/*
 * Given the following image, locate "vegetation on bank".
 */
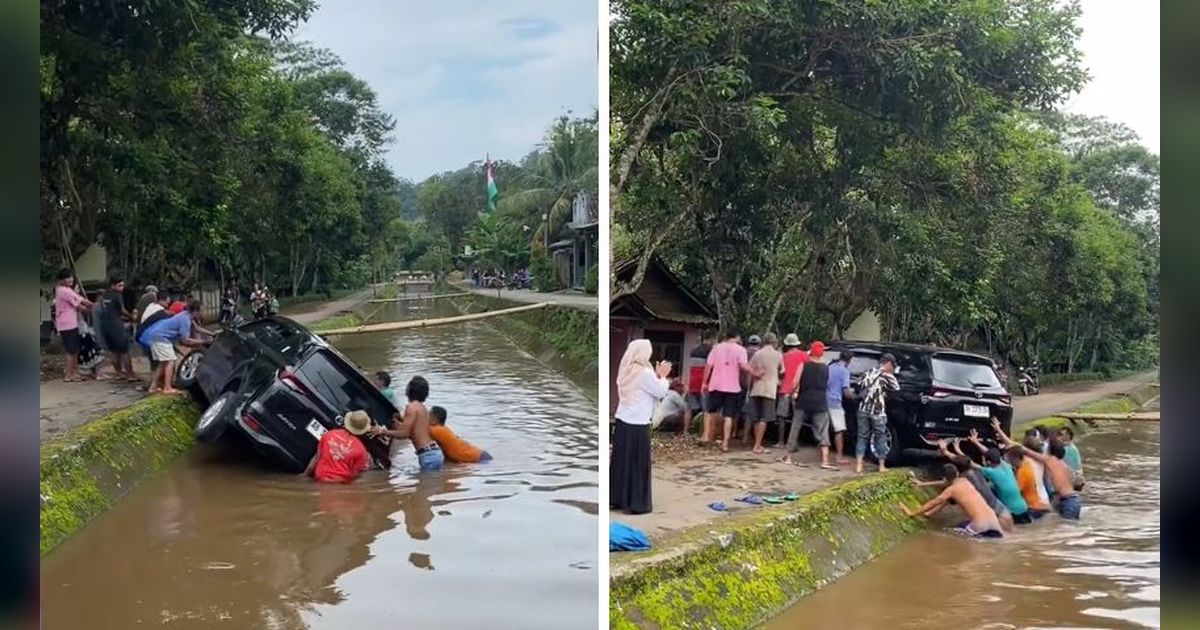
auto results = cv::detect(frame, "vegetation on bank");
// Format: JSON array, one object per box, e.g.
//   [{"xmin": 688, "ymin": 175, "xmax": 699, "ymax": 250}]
[
  {"xmin": 611, "ymin": 473, "xmax": 931, "ymax": 630},
  {"xmin": 611, "ymin": 0, "xmax": 1159, "ymax": 379},
  {"xmin": 40, "ymin": 396, "xmax": 199, "ymax": 556}
]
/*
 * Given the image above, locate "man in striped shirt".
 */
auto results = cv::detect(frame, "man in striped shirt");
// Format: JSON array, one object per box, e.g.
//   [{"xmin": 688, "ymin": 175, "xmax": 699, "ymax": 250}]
[{"xmin": 856, "ymin": 353, "xmax": 900, "ymax": 473}]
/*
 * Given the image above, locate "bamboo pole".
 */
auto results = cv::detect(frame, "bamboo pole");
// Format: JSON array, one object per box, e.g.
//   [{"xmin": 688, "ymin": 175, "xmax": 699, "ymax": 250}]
[
  {"xmin": 1052, "ymin": 412, "xmax": 1159, "ymax": 422},
  {"xmin": 316, "ymin": 302, "xmax": 552, "ymax": 336},
  {"xmin": 365, "ymin": 292, "xmax": 472, "ymax": 304}
]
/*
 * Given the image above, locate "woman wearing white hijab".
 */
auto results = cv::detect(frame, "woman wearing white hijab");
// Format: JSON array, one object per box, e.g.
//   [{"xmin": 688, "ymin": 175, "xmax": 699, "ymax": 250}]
[{"xmin": 611, "ymin": 339, "xmax": 672, "ymax": 514}]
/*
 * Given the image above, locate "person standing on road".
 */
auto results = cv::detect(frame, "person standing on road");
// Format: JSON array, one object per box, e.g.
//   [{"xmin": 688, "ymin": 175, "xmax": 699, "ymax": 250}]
[
  {"xmin": 701, "ymin": 332, "xmax": 762, "ymax": 452},
  {"xmin": 782, "ymin": 341, "xmax": 833, "ymax": 469},
  {"xmin": 826, "ymin": 349, "xmax": 854, "ymax": 465},
  {"xmin": 776, "ymin": 334, "xmax": 808, "ymax": 447},
  {"xmin": 682, "ymin": 333, "xmax": 714, "ymax": 438},
  {"xmin": 855, "ymin": 353, "xmax": 900, "ymax": 473},
  {"xmin": 739, "ymin": 335, "xmax": 762, "ymax": 444},
  {"xmin": 54, "ymin": 268, "xmax": 94, "ymax": 383},
  {"xmin": 610, "ymin": 339, "xmax": 672, "ymax": 514},
  {"xmin": 96, "ymin": 276, "xmax": 137, "ymax": 383},
  {"xmin": 747, "ymin": 332, "xmax": 783, "ymax": 454}
]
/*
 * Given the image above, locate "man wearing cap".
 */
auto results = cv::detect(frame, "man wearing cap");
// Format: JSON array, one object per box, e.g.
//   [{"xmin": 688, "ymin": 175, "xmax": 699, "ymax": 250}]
[
  {"xmin": 747, "ymin": 332, "xmax": 783, "ymax": 453},
  {"xmin": 303, "ymin": 410, "xmax": 373, "ymax": 483},
  {"xmin": 776, "ymin": 334, "xmax": 808, "ymax": 447},
  {"xmin": 738, "ymin": 335, "xmax": 763, "ymax": 444},
  {"xmin": 783, "ymin": 341, "xmax": 834, "ymax": 469}
]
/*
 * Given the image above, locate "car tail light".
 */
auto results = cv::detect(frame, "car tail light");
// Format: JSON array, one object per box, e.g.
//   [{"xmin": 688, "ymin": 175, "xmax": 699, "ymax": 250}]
[
  {"xmin": 279, "ymin": 366, "xmax": 315, "ymax": 397},
  {"xmin": 242, "ymin": 413, "xmax": 263, "ymax": 433}
]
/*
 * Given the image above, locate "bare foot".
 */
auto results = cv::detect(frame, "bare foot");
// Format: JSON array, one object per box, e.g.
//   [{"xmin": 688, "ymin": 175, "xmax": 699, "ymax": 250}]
[
  {"xmin": 752, "ymin": 446, "xmax": 765, "ymax": 454},
  {"xmin": 160, "ymin": 388, "xmax": 185, "ymax": 396},
  {"xmin": 878, "ymin": 464, "xmax": 888, "ymax": 473},
  {"xmin": 719, "ymin": 442, "xmax": 729, "ymax": 453},
  {"xmin": 855, "ymin": 464, "xmax": 864, "ymax": 474}
]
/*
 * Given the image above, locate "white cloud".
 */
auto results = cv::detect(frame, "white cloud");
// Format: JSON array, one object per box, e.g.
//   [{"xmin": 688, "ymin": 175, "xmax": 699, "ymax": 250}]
[{"xmin": 294, "ymin": 0, "xmax": 598, "ymax": 180}]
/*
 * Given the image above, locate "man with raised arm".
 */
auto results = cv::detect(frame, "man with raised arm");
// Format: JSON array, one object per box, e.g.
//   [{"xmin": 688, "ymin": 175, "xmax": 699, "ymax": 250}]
[{"xmin": 991, "ymin": 418, "xmax": 1081, "ymax": 520}]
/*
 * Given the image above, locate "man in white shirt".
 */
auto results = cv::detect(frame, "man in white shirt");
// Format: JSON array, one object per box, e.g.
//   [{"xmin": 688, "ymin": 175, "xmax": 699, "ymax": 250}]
[{"xmin": 652, "ymin": 379, "xmax": 690, "ymax": 432}]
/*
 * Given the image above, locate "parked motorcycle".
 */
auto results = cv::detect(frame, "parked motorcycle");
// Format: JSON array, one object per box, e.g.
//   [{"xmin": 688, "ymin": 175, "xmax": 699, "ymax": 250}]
[{"xmin": 1017, "ymin": 363, "xmax": 1040, "ymax": 396}]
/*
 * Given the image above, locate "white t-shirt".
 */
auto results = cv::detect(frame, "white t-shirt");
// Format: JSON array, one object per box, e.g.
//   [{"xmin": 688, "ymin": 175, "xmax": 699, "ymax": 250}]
[
  {"xmin": 615, "ymin": 368, "xmax": 670, "ymax": 426},
  {"xmin": 140, "ymin": 302, "xmax": 165, "ymax": 323}
]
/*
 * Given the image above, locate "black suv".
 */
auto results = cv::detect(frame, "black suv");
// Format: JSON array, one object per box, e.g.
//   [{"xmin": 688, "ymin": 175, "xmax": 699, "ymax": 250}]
[
  {"xmin": 175, "ymin": 317, "xmax": 393, "ymax": 472},
  {"xmin": 823, "ymin": 341, "xmax": 1013, "ymax": 465}
]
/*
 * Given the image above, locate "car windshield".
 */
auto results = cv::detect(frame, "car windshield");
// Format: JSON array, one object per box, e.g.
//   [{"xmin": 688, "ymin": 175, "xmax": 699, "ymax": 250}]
[{"xmin": 932, "ymin": 356, "xmax": 1002, "ymax": 389}]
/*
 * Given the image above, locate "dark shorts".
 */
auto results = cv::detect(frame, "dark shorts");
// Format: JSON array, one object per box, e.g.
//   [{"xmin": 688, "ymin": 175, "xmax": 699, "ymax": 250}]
[
  {"xmin": 101, "ymin": 323, "xmax": 129, "ymax": 353},
  {"xmin": 60, "ymin": 328, "xmax": 81, "ymax": 355},
  {"xmin": 956, "ymin": 520, "xmax": 1004, "ymax": 538},
  {"xmin": 747, "ymin": 396, "xmax": 777, "ymax": 423},
  {"xmin": 1012, "ymin": 511, "xmax": 1033, "ymax": 525},
  {"xmin": 705, "ymin": 390, "xmax": 742, "ymax": 418},
  {"xmin": 1030, "ymin": 508, "xmax": 1049, "ymax": 520}
]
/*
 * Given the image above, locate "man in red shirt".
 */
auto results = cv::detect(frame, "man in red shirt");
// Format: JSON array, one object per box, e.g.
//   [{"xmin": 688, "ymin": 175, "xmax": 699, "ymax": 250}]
[
  {"xmin": 303, "ymin": 410, "xmax": 372, "ymax": 483},
  {"xmin": 682, "ymin": 333, "xmax": 715, "ymax": 438},
  {"xmin": 775, "ymin": 333, "xmax": 808, "ymax": 447}
]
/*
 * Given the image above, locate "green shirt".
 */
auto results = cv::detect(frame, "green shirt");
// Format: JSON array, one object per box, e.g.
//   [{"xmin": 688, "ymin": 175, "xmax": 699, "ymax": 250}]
[
  {"xmin": 980, "ymin": 461, "xmax": 1028, "ymax": 515},
  {"xmin": 381, "ymin": 387, "xmax": 397, "ymax": 407},
  {"xmin": 1063, "ymin": 443, "xmax": 1082, "ymax": 472}
]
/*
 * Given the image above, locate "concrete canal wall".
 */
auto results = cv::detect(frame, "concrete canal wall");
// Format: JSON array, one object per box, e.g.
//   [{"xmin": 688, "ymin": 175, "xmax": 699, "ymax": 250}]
[
  {"xmin": 610, "ymin": 473, "xmax": 932, "ymax": 630},
  {"xmin": 40, "ymin": 396, "xmax": 199, "ymax": 556},
  {"xmin": 448, "ymin": 293, "xmax": 599, "ymax": 399}
]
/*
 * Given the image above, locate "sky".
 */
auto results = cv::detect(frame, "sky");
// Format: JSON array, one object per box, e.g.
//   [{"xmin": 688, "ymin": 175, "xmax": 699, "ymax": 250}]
[
  {"xmin": 294, "ymin": 1, "xmax": 598, "ymax": 182},
  {"xmin": 1062, "ymin": 0, "xmax": 1159, "ymax": 153}
]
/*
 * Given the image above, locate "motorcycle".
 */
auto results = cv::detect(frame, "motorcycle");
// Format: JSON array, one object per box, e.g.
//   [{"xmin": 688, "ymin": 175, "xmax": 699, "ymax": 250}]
[{"xmin": 1017, "ymin": 364, "xmax": 1040, "ymax": 396}]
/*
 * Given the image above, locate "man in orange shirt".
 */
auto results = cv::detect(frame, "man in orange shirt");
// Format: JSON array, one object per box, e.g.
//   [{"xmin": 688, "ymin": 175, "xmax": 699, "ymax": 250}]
[
  {"xmin": 1005, "ymin": 446, "xmax": 1050, "ymax": 519},
  {"xmin": 429, "ymin": 406, "xmax": 493, "ymax": 463}
]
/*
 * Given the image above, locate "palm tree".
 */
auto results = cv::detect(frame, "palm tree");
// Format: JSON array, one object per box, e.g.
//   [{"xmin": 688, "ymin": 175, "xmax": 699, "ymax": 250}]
[{"xmin": 498, "ymin": 114, "xmax": 598, "ymax": 244}]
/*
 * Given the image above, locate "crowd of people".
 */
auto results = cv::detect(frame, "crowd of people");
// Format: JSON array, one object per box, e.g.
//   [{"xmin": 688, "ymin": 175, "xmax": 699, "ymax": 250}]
[
  {"xmin": 51, "ymin": 269, "xmax": 209, "ymax": 393},
  {"xmin": 302, "ymin": 372, "xmax": 493, "ymax": 484},
  {"xmin": 611, "ymin": 330, "xmax": 1088, "ymax": 528}
]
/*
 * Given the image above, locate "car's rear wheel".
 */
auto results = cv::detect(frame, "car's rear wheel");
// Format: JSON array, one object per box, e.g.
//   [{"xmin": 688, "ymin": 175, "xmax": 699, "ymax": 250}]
[
  {"xmin": 175, "ymin": 349, "xmax": 206, "ymax": 397},
  {"xmin": 195, "ymin": 391, "xmax": 234, "ymax": 442}
]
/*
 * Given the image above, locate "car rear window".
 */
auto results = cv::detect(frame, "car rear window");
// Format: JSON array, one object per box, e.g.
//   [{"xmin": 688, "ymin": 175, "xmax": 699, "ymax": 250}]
[
  {"xmin": 296, "ymin": 351, "xmax": 393, "ymax": 425},
  {"xmin": 241, "ymin": 320, "xmax": 309, "ymax": 360},
  {"xmin": 932, "ymin": 356, "xmax": 1002, "ymax": 389}
]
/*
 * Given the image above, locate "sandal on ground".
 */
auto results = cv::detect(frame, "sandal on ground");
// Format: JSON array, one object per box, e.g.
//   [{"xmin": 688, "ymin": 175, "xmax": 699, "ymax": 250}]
[
  {"xmin": 62, "ymin": 376, "xmax": 85, "ymax": 383},
  {"xmin": 820, "ymin": 464, "xmax": 838, "ymax": 471},
  {"xmin": 762, "ymin": 496, "xmax": 784, "ymax": 505}
]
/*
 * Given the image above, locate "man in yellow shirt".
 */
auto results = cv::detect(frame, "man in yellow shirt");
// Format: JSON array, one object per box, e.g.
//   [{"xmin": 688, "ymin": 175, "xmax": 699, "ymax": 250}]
[{"xmin": 429, "ymin": 406, "xmax": 493, "ymax": 463}]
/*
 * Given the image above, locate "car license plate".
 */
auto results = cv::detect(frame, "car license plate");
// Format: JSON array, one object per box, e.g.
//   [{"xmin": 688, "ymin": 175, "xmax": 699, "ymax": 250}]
[
  {"xmin": 306, "ymin": 419, "xmax": 327, "ymax": 440},
  {"xmin": 963, "ymin": 404, "xmax": 990, "ymax": 418}
]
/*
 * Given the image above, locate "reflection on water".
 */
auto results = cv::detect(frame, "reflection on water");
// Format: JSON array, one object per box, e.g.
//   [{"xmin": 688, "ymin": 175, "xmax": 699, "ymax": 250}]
[
  {"xmin": 764, "ymin": 423, "xmax": 1160, "ymax": 630},
  {"xmin": 41, "ymin": 301, "xmax": 598, "ymax": 629}
]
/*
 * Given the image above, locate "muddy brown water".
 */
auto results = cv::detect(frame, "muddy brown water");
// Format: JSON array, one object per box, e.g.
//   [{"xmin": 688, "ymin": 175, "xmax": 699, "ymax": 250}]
[
  {"xmin": 41, "ymin": 302, "xmax": 599, "ymax": 629},
  {"xmin": 764, "ymin": 420, "xmax": 1160, "ymax": 629}
]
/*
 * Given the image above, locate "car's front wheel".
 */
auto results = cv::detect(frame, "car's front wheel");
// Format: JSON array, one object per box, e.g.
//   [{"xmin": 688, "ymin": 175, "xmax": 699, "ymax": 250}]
[{"xmin": 195, "ymin": 391, "xmax": 235, "ymax": 442}]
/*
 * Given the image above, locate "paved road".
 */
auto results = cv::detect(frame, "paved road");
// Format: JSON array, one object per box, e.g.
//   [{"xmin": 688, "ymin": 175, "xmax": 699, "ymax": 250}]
[
  {"xmin": 1010, "ymin": 370, "xmax": 1158, "ymax": 424},
  {"xmin": 454, "ymin": 282, "xmax": 597, "ymax": 311}
]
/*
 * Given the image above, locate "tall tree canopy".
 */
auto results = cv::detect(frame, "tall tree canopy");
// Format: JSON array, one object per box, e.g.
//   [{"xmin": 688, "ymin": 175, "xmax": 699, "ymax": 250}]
[{"xmin": 612, "ymin": 0, "xmax": 1157, "ymax": 374}]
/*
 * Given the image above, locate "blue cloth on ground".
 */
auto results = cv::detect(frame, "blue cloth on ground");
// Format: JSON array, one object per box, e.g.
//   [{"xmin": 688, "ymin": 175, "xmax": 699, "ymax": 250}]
[
  {"xmin": 610, "ymin": 522, "xmax": 651, "ymax": 552},
  {"xmin": 708, "ymin": 501, "xmax": 727, "ymax": 512},
  {"xmin": 735, "ymin": 494, "xmax": 763, "ymax": 505}
]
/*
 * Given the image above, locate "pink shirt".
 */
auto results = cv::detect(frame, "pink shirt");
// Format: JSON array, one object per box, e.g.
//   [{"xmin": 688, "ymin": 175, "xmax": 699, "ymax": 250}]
[
  {"xmin": 706, "ymin": 341, "xmax": 748, "ymax": 393},
  {"xmin": 54, "ymin": 285, "xmax": 85, "ymax": 332}
]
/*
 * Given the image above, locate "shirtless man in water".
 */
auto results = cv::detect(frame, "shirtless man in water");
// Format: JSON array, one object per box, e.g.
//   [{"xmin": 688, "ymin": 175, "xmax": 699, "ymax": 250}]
[
  {"xmin": 368, "ymin": 375, "xmax": 444, "ymax": 472},
  {"xmin": 903, "ymin": 463, "xmax": 1004, "ymax": 538},
  {"xmin": 991, "ymin": 418, "xmax": 1081, "ymax": 519}
]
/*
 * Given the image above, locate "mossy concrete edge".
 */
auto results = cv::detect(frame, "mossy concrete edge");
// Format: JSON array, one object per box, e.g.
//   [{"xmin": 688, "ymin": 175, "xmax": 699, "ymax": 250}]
[
  {"xmin": 609, "ymin": 472, "xmax": 933, "ymax": 629},
  {"xmin": 448, "ymin": 293, "xmax": 599, "ymax": 400},
  {"xmin": 40, "ymin": 396, "xmax": 200, "ymax": 556}
]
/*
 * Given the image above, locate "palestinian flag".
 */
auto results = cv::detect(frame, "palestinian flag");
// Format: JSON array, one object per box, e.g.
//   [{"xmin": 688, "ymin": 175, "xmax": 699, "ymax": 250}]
[{"xmin": 486, "ymin": 156, "xmax": 499, "ymax": 211}]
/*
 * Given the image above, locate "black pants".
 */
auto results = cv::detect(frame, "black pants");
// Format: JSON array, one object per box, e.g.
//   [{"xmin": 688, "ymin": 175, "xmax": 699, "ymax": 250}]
[{"xmin": 610, "ymin": 419, "xmax": 652, "ymax": 514}]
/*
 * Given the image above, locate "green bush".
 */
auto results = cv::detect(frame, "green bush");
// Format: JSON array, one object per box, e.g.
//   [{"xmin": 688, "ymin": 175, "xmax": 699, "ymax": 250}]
[
  {"xmin": 584, "ymin": 264, "xmax": 598, "ymax": 294},
  {"xmin": 531, "ymin": 246, "xmax": 560, "ymax": 292}
]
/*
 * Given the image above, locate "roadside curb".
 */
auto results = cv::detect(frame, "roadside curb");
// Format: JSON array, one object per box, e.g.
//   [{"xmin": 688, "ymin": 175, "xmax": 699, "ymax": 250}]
[
  {"xmin": 609, "ymin": 472, "xmax": 932, "ymax": 629},
  {"xmin": 40, "ymin": 396, "xmax": 199, "ymax": 556}
]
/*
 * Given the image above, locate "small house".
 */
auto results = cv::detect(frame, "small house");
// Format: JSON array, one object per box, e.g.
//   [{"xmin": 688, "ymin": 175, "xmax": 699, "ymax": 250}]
[{"xmin": 548, "ymin": 191, "xmax": 599, "ymax": 290}]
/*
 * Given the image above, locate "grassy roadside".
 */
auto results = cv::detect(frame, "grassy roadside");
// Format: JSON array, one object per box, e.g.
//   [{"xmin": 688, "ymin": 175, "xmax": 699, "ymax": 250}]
[{"xmin": 1013, "ymin": 384, "xmax": 1156, "ymax": 436}]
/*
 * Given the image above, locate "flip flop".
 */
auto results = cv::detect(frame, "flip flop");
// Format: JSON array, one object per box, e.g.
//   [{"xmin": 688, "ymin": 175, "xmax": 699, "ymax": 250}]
[
  {"xmin": 762, "ymin": 496, "xmax": 784, "ymax": 505},
  {"xmin": 707, "ymin": 502, "xmax": 728, "ymax": 512},
  {"xmin": 735, "ymin": 495, "xmax": 763, "ymax": 505},
  {"xmin": 782, "ymin": 493, "xmax": 800, "ymax": 501},
  {"xmin": 820, "ymin": 464, "xmax": 839, "ymax": 471}
]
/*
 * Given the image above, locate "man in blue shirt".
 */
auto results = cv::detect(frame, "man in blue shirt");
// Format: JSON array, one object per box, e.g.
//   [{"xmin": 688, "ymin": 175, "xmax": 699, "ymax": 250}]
[
  {"xmin": 138, "ymin": 299, "xmax": 206, "ymax": 395},
  {"xmin": 826, "ymin": 349, "xmax": 854, "ymax": 465}
]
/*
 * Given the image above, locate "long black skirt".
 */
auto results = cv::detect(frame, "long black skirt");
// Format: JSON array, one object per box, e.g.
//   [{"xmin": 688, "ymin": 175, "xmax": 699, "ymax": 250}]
[{"xmin": 610, "ymin": 419, "xmax": 652, "ymax": 514}]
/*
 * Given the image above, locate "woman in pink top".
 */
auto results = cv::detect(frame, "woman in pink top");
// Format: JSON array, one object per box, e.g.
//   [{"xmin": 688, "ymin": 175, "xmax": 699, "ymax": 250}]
[{"xmin": 54, "ymin": 269, "xmax": 94, "ymax": 382}]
